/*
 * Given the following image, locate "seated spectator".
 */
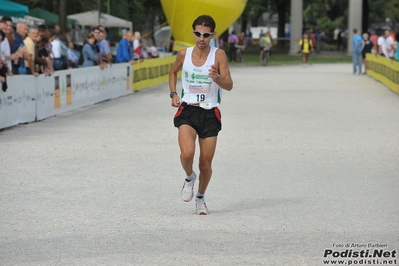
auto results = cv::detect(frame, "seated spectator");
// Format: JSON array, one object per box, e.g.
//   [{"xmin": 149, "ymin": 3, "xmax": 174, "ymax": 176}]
[
  {"xmin": 116, "ymin": 31, "xmax": 135, "ymax": 64},
  {"xmin": 66, "ymin": 42, "xmax": 79, "ymax": 68},
  {"xmin": 82, "ymin": 33, "xmax": 100, "ymax": 67}
]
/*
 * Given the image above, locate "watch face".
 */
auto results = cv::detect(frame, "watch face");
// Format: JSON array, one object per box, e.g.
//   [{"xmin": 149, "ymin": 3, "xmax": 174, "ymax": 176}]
[{"xmin": 170, "ymin": 92, "xmax": 177, "ymax": 98}]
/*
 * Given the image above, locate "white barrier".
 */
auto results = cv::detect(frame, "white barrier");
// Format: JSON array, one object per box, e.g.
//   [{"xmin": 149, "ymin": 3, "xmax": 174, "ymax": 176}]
[{"xmin": 0, "ymin": 63, "xmax": 132, "ymax": 129}]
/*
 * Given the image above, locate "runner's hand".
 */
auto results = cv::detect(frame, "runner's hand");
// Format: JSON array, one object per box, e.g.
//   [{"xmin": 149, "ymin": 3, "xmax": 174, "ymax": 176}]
[
  {"xmin": 209, "ymin": 64, "xmax": 219, "ymax": 82},
  {"xmin": 171, "ymin": 95, "xmax": 180, "ymax": 107}
]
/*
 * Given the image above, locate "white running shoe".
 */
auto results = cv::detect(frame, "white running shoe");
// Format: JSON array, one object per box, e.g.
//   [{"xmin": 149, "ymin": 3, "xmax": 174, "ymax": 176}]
[
  {"xmin": 195, "ymin": 197, "xmax": 209, "ymax": 215},
  {"xmin": 181, "ymin": 172, "xmax": 196, "ymax": 202}
]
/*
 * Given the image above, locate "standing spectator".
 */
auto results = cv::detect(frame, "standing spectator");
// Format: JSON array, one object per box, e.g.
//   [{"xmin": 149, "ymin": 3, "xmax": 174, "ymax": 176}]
[
  {"xmin": 246, "ymin": 29, "xmax": 252, "ymax": 45},
  {"xmin": 333, "ymin": 27, "xmax": 340, "ymax": 49},
  {"xmin": 23, "ymin": 26, "xmax": 39, "ymax": 76},
  {"xmin": 0, "ymin": 29, "xmax": 12, "ymax": 92},
  {"xmin": 133, "ymin": 31, "xmax": 142, "ymax": 60},
  {"xmin": 235, "ymin": 31, "xmax": 246, "ymax": 62},
  {"xmin": 297, "ymin": 32, "xmax": 313, "ymax": 66},
  {"xmin": 310, "ymin": 29, "xmax": 316, "ymax": 51},
  {"xmin": 91, "ymin": 27, "xmax": 104, "ymax": 68},
  {"xmin": 377, "ymin": 32, "xmax": 386, "ymax": 57},
  {"xmin": 51, "ymin": 29, "xmax": 65, "ymax": 70},
  {"xmin": 115, "ymin": 31, "xmax": 135, "ymax": 64},
  {"xmin": 10, "ymin": 22, "xmax": 28, "ymax": 74},
  {"xmin": 98, "ymin": 29, "xmax": 112, "ymax": 65},
  {"xmin": 361, "ymin": 32, "xmax": 372, "ymax": 74},
  {"xmin": 228, "ymin": 31, "xmax": 238, "ymax": 62},
  {"xmin": 36, "ymin": 29, "xmax": 54, "ymax": 75},
  {"xmin": 259, "ymin": 29, "xmax": 264, "ymax": 40},
  {"xmin": 395, "ymin": 32, "xmax": 399, "ymax": 61},
  {"xmin": 351, "ymin": 28, "xmax": 362, "ymax": 75},
  {"xmin": 369, "ymin": 30, "xmax": 378, "ymax": 54},
  {"xmin": 259, "ymin": 31, "xmax": 272, "ymax": 66},
  {"xmin": 66, "ymin": 42, "xmax": 79, "ymax": 68},
  {"xmin": 82, "ymin": 33, "xmax": 99, "ymax": 67},
  {"xmin": 383, "ymin": 29, "xmax": 395, "ymax": 59},
  {"xmin": 218, "ymin": 37, "xmax": 224, "ymax": 50},
  {"xmin": 0, "ymin": 20, "xmax": 15, "ymax": 72}
]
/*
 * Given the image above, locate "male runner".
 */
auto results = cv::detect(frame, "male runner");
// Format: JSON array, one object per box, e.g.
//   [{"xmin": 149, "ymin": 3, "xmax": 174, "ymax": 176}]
[{"xmin": 169, "ymin": 15, "xmax": 233, "ymax": 215}]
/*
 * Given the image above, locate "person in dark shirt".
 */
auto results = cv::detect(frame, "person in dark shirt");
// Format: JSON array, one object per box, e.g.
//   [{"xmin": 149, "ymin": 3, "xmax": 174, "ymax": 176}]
[{"xmin": 361, "ymin": 32, "xmax": 373, "ymax": 74}]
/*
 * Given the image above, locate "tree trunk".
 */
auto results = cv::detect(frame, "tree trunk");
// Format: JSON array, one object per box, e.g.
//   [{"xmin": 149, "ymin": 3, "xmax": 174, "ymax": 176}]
[
  {"xmin": 275, "ymin": 0, "xmax": 286, "ymax": 48},
  {"xmin": 241, "ymin": 13, "xmax": 248, "ymax": 34},
  {"xmin": 362, "ymin": 0, "xmax": 369, "ymax": 33},
  {"xmin": 58, "ymin": 0, "xmax": 67, "ymax": 40}
]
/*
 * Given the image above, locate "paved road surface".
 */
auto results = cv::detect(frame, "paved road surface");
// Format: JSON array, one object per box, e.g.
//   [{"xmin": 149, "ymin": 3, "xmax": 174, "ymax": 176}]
[{"xmin": 1, "ymin": 64, "xmax": 398, "ymax": 266}]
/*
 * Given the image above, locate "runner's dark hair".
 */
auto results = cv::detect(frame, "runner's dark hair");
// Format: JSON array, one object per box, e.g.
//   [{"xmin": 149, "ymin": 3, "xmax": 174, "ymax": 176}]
[{"xmin": 192, "ymin": 15, "xmax": 216, "ymax": 32}]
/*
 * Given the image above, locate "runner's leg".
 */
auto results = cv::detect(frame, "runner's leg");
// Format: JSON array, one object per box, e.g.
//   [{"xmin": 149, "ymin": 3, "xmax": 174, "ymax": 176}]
[
  {"xmin": 178, "ymin": 125, "xmax": 197, "ymax": 176},
  {"xmin": 197, "ymin": 136, "xmax": 217, "ymax": 194}
]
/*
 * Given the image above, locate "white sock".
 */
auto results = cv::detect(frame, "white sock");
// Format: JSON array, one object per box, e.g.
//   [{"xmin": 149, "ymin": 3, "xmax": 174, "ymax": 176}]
[
  {"xmin": 186, "ymin": 172, "xmax": 196, "ymax": 181},
  {"xmin": 196, "ymin": 192, "xmax": 204, "ymax": 198}
]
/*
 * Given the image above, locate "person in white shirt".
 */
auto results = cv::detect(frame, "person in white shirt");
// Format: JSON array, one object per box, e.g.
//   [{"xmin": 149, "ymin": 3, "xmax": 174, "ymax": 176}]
[
  {"xmin": 51, "ymin": 35, "xmax": 64, "ymax": 70},
  {"xmin": 383, "ymin": 29, "xmax": 395, "ymax": 59},
  {"xmin": 0, "ymin": 20, "xmax": 15, "ymax": 72},
  {"xmin": 377, "ymin": 35, "xmax": 386, "ymax": 57},
  {"xmin": 133, "ymin": 31, "xmax": 142, "ymax": 60}
]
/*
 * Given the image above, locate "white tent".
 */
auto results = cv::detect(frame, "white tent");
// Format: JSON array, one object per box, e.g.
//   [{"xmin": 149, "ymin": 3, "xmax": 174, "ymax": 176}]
[{"xmin": 68, "ymin": 10, "xmax": 132, "ymax": 30}]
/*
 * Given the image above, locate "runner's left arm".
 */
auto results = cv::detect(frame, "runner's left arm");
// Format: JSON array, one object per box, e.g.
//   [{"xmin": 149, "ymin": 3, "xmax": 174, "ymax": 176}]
[{"xmin": 209, "ymin": 49, "xmax": 233, "ymax": 91}]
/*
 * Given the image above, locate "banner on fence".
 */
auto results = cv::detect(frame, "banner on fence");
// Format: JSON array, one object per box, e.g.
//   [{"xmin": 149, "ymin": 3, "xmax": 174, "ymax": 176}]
[{"xmin": 1, "ymin": 63, "xmax": 132, "ymax": 129}]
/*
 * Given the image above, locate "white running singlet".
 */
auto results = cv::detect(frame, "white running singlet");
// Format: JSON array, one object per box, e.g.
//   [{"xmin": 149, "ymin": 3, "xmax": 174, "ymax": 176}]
[{"xmin": 180, "ymin": 46, "xmax": 221, "ymax": 109}]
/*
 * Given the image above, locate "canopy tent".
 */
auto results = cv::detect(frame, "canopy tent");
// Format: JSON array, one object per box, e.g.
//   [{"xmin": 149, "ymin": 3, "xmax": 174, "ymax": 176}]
[
  {"xmin": 0, "ymin": 0, "xmax": 29, "ymax": 18},
  {"xmin": 29, "ymin": 7, "xmax": 76, "ymax": 25},
  {"xmin": 67, "ymin": 11, "xmax": 132, "ymax": 31}
]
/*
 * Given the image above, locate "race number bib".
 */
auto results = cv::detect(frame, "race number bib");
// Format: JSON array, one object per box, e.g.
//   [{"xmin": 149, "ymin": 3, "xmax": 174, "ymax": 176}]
[{"xmin": 189, "ymin": 85, "xmax": 211, "ymax": 106}]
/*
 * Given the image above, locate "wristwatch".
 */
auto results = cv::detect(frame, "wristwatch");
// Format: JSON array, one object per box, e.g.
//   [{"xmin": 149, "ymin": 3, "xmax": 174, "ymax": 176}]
[{"xmin": 170, "ymin": 92, "xmax": 178, "ymax": 98}]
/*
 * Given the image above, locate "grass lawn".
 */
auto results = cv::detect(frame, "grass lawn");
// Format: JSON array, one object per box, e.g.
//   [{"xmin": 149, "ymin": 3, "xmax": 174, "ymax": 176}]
[{"xmin": 228, "ymin": 52, "xmax": 352, "ymax": 66}]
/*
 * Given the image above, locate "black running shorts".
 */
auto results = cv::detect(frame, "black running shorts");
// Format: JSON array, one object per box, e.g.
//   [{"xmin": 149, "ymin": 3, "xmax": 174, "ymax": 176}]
[{"xmin": 174, "ymin": 102, "xmax": 222, "ymax": 138}]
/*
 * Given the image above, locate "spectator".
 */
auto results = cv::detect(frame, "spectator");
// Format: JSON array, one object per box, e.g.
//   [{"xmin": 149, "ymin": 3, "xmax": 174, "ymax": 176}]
[
  {"xmin": 0, "ymin": 20, "xmax": 16, "ymax": 73},
  {"xmin": 395, "ymin": 32, "xmax": 399, "ymax": 61},
  {"xmin": 351, "ymin": 28, "xmax": 362, "ymax": 75},
  {"xmin": 51, "ymin": 29, "xmax": 65, "ymax": 70},
  {"xmin": 133, "ymin": 31, "xmax": 142, "ymax": 60},
  {"xmin": 297, "ymin": 32, "xmax": 313, "ymax": 67},
  {"xmin": 377, "ymin": 32, "xmax": 386, "ymax": 57},
  {"xmin": 361, "ymin": 32, "xmax": 372, "ymax": 74},
  {"xmin": 98, "ymin": 29, "xmax": 112, "ymax": 65},
  {"xmin": 383, "ymin": 29, "xmax": 395, "ymax": 59},
  {"xmin": 91, "ymin": 27, "xmax": 104, "ymax": 68},
  {"xmin": 0, "ymin": 29, "xmax": 11, "ymax": 91},
  {"xmin": 115, "ymin": 31, "xmax": 135, "ymax": 64},
  {"xmin": 66, "ymin": 42, "xmax": 79, "ymax": 68},
  {"xmin": 10, "ymin": 22, "xmax": 28, "ymax": 74},
  {"xmin": 82, "ymin": 33, "xmax": 99, "ymax": 67},
  {"xmin": 36, "ymin": 29, "xmax": 54, "ymax": 75},
  {"xmin": 228, "ymin": 31, "xmax": 238, "ymax": 62},
  {"xmin": 235, "ymin": 31, "xmax": 246, "ymax": 62},
  {"xmin": 259, "ymin": 31, "xmax": 272, "ymax": 66},
  {"xmin": 23, "ymin": 26, "xmax": 39, "ymax": 76},
  {"xmin": 369, "ymin": 30, "xmax": 378, "ymax": 54}
]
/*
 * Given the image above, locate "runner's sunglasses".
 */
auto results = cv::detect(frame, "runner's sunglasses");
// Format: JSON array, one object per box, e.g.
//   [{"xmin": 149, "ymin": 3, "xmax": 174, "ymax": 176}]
[{"xmin": 193, "ymin": 31, "xmax": 213, "ymax": 38}]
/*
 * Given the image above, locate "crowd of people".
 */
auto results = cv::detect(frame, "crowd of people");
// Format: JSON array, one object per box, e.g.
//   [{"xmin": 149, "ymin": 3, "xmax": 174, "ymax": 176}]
[
  {"xmin": 352, "ymin": 28, "xmax": 399, "ymax": 75},
  {"xmin": 0, "ymin": 15, "xmax": 146, "ymax": 91}
]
